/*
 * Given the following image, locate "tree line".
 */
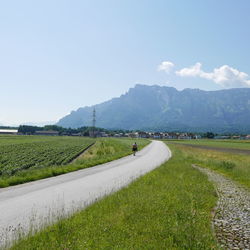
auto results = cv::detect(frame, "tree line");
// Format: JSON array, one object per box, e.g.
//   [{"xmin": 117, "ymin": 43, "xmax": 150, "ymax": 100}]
[{"xmin": 17, "ymin": 125, "xmax": 131, "ymax": 136}]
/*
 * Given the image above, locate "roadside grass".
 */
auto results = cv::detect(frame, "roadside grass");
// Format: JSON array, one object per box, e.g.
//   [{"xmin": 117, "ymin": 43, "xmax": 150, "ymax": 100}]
[
  {"xmin": 75, "ymin": 138, "xmax": 148, "ymax": 163},
  {"xmin": 167, "ymin": 143, "xmax": 250, "ymax": 189},
  {"xmin": 0, "ymin": 138, "xmax": 149, "ymax": 188},
  {"xmin": 169, "ymin": 139, "xmax": 250, "ymax": 150},
  {"xmin": 11, "ymin": 145, "xmax": 218, "ymax": 249}
]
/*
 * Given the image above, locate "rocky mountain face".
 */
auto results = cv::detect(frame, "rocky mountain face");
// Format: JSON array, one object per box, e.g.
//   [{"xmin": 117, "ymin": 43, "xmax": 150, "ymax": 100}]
[{"xmin": 57, "ymin": 84, "xmax": 250, "ymax": 133}]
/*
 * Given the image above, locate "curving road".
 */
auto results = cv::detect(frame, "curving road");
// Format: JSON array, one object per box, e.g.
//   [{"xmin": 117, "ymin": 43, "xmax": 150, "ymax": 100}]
[{"xmin": 0, "ymin": 140, "xmax": 171, "ymax": 247}]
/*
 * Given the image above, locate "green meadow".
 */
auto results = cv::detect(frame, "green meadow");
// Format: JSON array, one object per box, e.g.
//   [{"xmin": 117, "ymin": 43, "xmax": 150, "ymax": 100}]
[
  {"xmin": 169, "ymin": 139, "xmax": 250, "ymax": 150},
  {"xmin": 167, "ymin": 141, "xmax": 250, "ymax": 189}
]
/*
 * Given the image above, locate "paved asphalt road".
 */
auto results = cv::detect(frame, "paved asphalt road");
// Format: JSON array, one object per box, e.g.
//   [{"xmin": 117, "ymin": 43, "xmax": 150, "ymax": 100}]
[{"xmin": 0, "ymin": 140, "xmax": 171, "ymax": 247}]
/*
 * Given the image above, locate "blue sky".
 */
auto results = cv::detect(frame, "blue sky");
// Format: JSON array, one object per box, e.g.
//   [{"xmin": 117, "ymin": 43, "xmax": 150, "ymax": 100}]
[{"xmin": 1, "ymin": 0, "xmax": 250, "ymax": 125}]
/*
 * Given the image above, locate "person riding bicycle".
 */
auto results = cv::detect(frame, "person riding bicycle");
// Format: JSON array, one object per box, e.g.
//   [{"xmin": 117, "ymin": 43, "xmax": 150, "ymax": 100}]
[{"xmin": 132, "ymin": 142, "xmax": 138, "ymax": 156}]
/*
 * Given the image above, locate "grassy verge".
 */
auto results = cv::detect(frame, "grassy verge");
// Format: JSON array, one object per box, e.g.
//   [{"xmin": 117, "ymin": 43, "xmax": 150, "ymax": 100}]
[
  {"xmin": 0, "ymin": 138, "xmax": 149, "ymax": 188},
  {"xmin": 11, "ymin": 145, "xmax": 218, "ymax": 249},
  {"xmin": 167, "ymin": 143, "xmax": 250, "ymax": 189},
  {"xmin": 75, "ymin": 138, "xmax": 148, "ymax": 164}
]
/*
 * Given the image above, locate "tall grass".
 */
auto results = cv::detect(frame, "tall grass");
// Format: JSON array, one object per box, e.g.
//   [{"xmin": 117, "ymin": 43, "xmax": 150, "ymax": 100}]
[
  {"xmin": 11, "ymin": 145, "xmax": 218, "ymax": 249},
  {"xmin": 168, "ymin": 143, "xmax": 250, "ymax": 189}
]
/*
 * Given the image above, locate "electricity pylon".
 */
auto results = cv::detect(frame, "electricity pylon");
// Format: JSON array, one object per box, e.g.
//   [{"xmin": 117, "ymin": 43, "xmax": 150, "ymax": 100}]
[{"xmin": 92, "ymin": 108, "xmax": 96, "ymax": 137}]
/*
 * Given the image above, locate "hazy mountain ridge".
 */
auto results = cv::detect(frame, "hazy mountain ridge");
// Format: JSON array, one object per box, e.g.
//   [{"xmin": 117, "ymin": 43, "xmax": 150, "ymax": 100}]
[{"xmin": 57, "ymin": 85, "xmax": 250, "ymax": 133}]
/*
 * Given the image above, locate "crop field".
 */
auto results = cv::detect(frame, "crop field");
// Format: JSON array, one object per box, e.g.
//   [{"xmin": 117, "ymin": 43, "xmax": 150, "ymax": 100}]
[
  {"xmin": 0, "ymin": 136, "xmax": 149, "ymax": 187},
  {"xmin": 0, "ymin": 136, "xmax": 95, "ymax": 176}
]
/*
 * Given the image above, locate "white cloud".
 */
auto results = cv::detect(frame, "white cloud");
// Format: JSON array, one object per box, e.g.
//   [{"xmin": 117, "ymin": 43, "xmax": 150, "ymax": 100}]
[
  {"xmin": 157, "ymin": 61, "xmax": 174, "ymax": 73},
  {"xmin": 176, "ymin": 62, "xmax": 202, "ymax": 77},
  {"xmin": 176, "ymin": 63, "xmax": 250, "ymax": 88}
]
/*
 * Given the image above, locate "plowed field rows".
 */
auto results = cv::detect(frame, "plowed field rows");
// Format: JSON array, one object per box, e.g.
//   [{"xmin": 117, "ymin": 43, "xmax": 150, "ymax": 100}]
[{"xmin": 0, "ymin": 136, "xmax": 94, "ymax": 176}]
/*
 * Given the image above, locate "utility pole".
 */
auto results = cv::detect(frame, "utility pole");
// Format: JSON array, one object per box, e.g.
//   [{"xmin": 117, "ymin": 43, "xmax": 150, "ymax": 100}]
[{"xmin": 92, "ymin": 107, "xmax": 96, "ymax": 137}]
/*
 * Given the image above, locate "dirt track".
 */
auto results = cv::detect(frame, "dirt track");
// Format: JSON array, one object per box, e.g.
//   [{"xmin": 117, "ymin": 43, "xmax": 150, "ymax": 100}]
[{"xmin": 167, "ymin": 142, "xmax": 250, "ymax": 155}]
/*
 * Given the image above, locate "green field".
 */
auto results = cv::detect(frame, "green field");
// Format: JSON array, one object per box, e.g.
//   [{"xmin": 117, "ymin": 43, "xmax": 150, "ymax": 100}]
[
  {"xmin": 168, "ymin": 139, "xmax": 250, "ymax": 150},
  {"xmin": 0, "ymin": 136, "xmax": 149, "ymax": 188},
  {"xmin": 11, "ymin": 144, "xmax": 218, "ymax": 249},
  {"xmin": 167, "ymin": 142, "xmax": 250, "ymax": 189},
  {"xmin": 0, "ymin": 136, "xmax": 95, "ymax": 175}
]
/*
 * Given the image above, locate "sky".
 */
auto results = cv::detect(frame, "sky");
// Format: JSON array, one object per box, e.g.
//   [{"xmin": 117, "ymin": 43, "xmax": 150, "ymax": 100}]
[{"xmin": 1, "ymin": 0, "xmax": 250, "ymax": 125}]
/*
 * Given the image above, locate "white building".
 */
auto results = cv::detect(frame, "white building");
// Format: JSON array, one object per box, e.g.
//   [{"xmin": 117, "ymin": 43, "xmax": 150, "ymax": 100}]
[{"xmin": 0, "ymin": 129, "xmax": 18, "ymax": 135}]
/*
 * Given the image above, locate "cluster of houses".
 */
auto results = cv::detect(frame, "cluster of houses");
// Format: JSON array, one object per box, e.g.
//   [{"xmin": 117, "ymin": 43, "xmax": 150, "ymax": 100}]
[
  {"xmin": 1, "ymin": 129, "xmax": 250, "ymax": 140},
  {"xmin": 110, "ymin": 132, "xmax": 202, "ymax": 139},
  {"xmin": 88, "ymin": 131, "xmax": 202, "ymax": 139},
  {"xmin": 89, "ymin": 131, "xmax": 250, "ymax": 140}
]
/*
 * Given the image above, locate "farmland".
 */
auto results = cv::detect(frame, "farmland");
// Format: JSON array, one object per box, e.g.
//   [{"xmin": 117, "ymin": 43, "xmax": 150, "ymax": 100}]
[
  {"xmin": 0, "ymin": 135, "xmax": 149, "ymax": 187},
  {"xmin": 0, "ymin": 136, "xmax": 95, "ymax": 176}
]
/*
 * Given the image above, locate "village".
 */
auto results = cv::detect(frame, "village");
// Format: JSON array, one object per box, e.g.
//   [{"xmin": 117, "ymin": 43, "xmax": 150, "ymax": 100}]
[{"xmin": 1, "ymin": 128, "xmax": 250, "ymax": 140}]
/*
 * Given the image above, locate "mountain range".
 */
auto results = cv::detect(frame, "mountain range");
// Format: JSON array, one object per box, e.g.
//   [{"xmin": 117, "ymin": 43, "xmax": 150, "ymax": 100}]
[{"xmin": 57, "ymin": 84, "xmax": 250, "ymax": 133}]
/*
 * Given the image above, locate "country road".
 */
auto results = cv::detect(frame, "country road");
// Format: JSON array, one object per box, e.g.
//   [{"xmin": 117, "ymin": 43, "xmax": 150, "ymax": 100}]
[{"xmin": 0, "ymin": 140, "xmax": 171, "ymax": 247}]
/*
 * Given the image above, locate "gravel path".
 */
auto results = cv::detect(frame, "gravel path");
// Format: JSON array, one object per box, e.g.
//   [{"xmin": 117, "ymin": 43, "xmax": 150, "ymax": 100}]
[{"xmin": 193, "ymin": 165, "xmax": 250, "ymax": 250}]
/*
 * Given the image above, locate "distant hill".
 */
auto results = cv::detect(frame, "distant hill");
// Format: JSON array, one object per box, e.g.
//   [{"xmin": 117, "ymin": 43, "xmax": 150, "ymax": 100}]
[{"xmin": 57, "ymin": 84, "xmax": 250, "ymax": 133}]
